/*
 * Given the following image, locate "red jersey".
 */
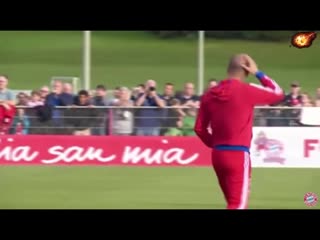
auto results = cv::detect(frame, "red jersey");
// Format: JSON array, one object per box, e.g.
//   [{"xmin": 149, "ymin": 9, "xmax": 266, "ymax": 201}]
[{"xmin": 194, "ymin": 72, "xmax": 284, "ymax": 149}]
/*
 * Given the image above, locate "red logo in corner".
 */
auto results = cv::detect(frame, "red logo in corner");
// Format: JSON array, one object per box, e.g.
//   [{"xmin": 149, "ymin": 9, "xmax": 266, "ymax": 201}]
[{"xmin": 304, "ymin": 192, "xmax": 318, "ymax": 207}]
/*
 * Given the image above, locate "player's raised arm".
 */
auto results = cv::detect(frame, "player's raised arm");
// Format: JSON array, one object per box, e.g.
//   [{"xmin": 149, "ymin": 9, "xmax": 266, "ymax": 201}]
[
  {"xmin": 244, "ymin": 73, "xmax": 285, "ymax": 106},
  {"xmin": 255, "ymin": 71, "xmax": 282, "ymax": 92},
  {"xmin": 194, "ymin": 95, "xmax": 212, "ymax": 148},
  {"xmin": 241, "ymin": 58, "xmax": 285, "ymax": 106}
]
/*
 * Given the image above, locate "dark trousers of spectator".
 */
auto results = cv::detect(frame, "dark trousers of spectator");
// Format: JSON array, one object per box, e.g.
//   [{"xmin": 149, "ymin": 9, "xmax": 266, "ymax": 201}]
[
  {"xmin": 91, "ymin": 126, "xmax": 106, "ymax": 136},
  {"xmin": 136, "ymin": 127, "xmax": 160, "ymax": 136}
]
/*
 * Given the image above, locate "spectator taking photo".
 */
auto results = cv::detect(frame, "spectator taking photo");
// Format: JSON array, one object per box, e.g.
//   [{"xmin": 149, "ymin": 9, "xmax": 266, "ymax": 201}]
[{"xmin": 135, "ymin": 79, "xmax": 165, "ymax": 136}]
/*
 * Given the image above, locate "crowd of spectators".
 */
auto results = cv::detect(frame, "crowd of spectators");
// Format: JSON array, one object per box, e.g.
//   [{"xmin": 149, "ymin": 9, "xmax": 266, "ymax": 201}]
[
  {"xmin": 0, "ymin": 74, "xmax": 319, "ymax": 136},
  {"xmin": 255, "ymin": 81, "xmax": 320, "ymax": 127}
]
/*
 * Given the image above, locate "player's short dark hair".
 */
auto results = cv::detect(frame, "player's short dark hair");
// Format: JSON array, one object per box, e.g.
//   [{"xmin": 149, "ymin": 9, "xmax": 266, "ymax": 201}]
[
  {"xmin": 165, "ymin": 82, "xmax": 174, "ymax": 86},
  {"xmin": 78, "ymin": 90, "xmax": 89, "ymax": 97}
]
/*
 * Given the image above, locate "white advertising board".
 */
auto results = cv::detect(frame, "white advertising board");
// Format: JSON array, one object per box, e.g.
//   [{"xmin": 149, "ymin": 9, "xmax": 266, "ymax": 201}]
[{"xmin": 251, "ymin": 127, "xmax": 320, "ymax": 168}]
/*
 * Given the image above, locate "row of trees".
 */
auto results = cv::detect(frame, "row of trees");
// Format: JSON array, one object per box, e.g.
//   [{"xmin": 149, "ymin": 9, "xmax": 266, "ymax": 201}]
[{"xmin": 148, "ymin": 31, "xmax": 299, "ymax": 41}]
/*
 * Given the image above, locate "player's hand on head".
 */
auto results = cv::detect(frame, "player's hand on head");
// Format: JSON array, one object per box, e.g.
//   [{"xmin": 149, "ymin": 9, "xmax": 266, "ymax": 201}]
[{"xmin": 241, "ymin": 55, "xmax": 258, "ymax": 75}]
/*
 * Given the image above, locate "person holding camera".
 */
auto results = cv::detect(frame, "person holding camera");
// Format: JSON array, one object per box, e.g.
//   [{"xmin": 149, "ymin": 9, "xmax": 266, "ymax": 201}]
[{"xmin": 134, "ymin": 79, "xmax": 165, "ymax": 136}]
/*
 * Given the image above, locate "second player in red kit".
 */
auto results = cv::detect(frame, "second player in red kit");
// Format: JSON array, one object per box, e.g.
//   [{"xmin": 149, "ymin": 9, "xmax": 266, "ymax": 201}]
[{"xmin": 194, "ymin": 54, "xmax": 285, "ymax": 209}]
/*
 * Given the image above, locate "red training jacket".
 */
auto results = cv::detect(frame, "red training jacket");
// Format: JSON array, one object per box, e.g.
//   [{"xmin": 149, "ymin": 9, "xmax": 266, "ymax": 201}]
[{"xmin": 194, "ymin": 71, "xmax": 285, "ymax": 149}]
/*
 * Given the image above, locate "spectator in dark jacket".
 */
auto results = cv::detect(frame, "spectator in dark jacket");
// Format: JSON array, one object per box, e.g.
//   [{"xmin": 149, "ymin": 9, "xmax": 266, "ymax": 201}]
[
  {"xmin": 283, "ymin": 81, "xmax": 302, "ymax": 107},
  {"xmin": 160, "ymin": 83, "xmax": 176, "ymax": 135},
  {"xmin": 90, "ymin": 85, "xmax": 110, "ymax": 136},
  {"xmin": 63, "ymin": 82, "xmax": 74, "ymax": 95},
  {"xmin": 65, "ymin": 90, "xmax": 99, "ymax": 136},
  {"xmin": 176, "ymin": 82, "xmax": 200, "ymax": 111},
  {"xmin": 46, "ymin": 80, "xmax": 74, "ymax": 107},
  {"xmin": 282, "ymin": 81, "xmax": 302, "ymax": 126},
  {"xmin": 45, "ymin": 80, "xmax": 73, "ymax": 134}
]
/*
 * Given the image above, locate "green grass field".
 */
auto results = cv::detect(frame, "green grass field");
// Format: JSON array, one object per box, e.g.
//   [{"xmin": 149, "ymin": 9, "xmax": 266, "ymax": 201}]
[
  {"xmin": 0, "ymin": 31, "xmax": 319, "ymax": 94},
  {"xmin": 0, "ymin": 166, "xmax": 319, "ymax": 209}
]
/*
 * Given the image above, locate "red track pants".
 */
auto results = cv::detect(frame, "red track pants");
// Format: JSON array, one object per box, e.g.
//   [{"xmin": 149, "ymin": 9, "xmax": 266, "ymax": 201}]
[{"xmin": 212, "ymin": 149, "xmax": 252, "ymax": 209}]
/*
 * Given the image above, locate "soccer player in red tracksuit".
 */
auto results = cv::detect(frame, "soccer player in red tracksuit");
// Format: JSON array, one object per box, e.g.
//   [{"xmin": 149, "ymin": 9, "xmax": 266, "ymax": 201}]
[{"xmin": 194, "ymin": 54, "xmax": 285, "ymax": 209}]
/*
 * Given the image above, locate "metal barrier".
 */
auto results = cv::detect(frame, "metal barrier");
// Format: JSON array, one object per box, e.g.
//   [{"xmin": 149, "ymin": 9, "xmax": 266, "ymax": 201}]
[{"xmin": 9, "ymin": 106, "xmax": 318, "ymax": 136}]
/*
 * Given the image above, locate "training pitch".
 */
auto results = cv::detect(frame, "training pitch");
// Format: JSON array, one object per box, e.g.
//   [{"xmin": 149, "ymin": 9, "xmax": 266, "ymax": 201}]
[{"xmin": 0, "ymin": 166, "xmax": 319, "ymax": 209}]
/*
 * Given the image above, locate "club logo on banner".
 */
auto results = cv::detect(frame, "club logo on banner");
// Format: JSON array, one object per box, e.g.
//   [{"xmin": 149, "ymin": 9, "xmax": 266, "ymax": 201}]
[{"xmin": 253, "ymin": 131, "xmax": 286, "ymax": 164}]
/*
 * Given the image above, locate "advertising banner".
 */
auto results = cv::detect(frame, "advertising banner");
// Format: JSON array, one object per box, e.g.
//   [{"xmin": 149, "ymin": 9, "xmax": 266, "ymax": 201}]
[
  {"xmin": 251, "ymin": 127, "xmax": 320, "ymax": 168},
  {"xmin": 0, "ymin": 127, "xmax": 319, "ymax": 168},
  {"xmin": 0, "ymin": 135, "xmax": 211, "ymax": 166}
]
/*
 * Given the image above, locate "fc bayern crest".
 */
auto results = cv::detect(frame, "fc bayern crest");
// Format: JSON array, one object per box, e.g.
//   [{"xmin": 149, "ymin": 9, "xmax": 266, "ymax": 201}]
[{"xmin": 304, "ymin": 192, "xmax": 318, "ymax": 207}]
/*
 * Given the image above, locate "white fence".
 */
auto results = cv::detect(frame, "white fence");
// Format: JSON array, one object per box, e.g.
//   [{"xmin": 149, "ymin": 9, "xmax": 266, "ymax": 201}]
[{"xmin": 15, "ymin": 105, "xmax": 320, "ymax": 129}]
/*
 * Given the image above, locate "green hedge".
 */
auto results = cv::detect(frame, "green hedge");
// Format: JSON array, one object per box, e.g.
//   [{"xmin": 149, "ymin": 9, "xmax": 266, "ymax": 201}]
[{"xmin": 149, "ymin": 31, "xmax": 297, "ymax": 42}]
